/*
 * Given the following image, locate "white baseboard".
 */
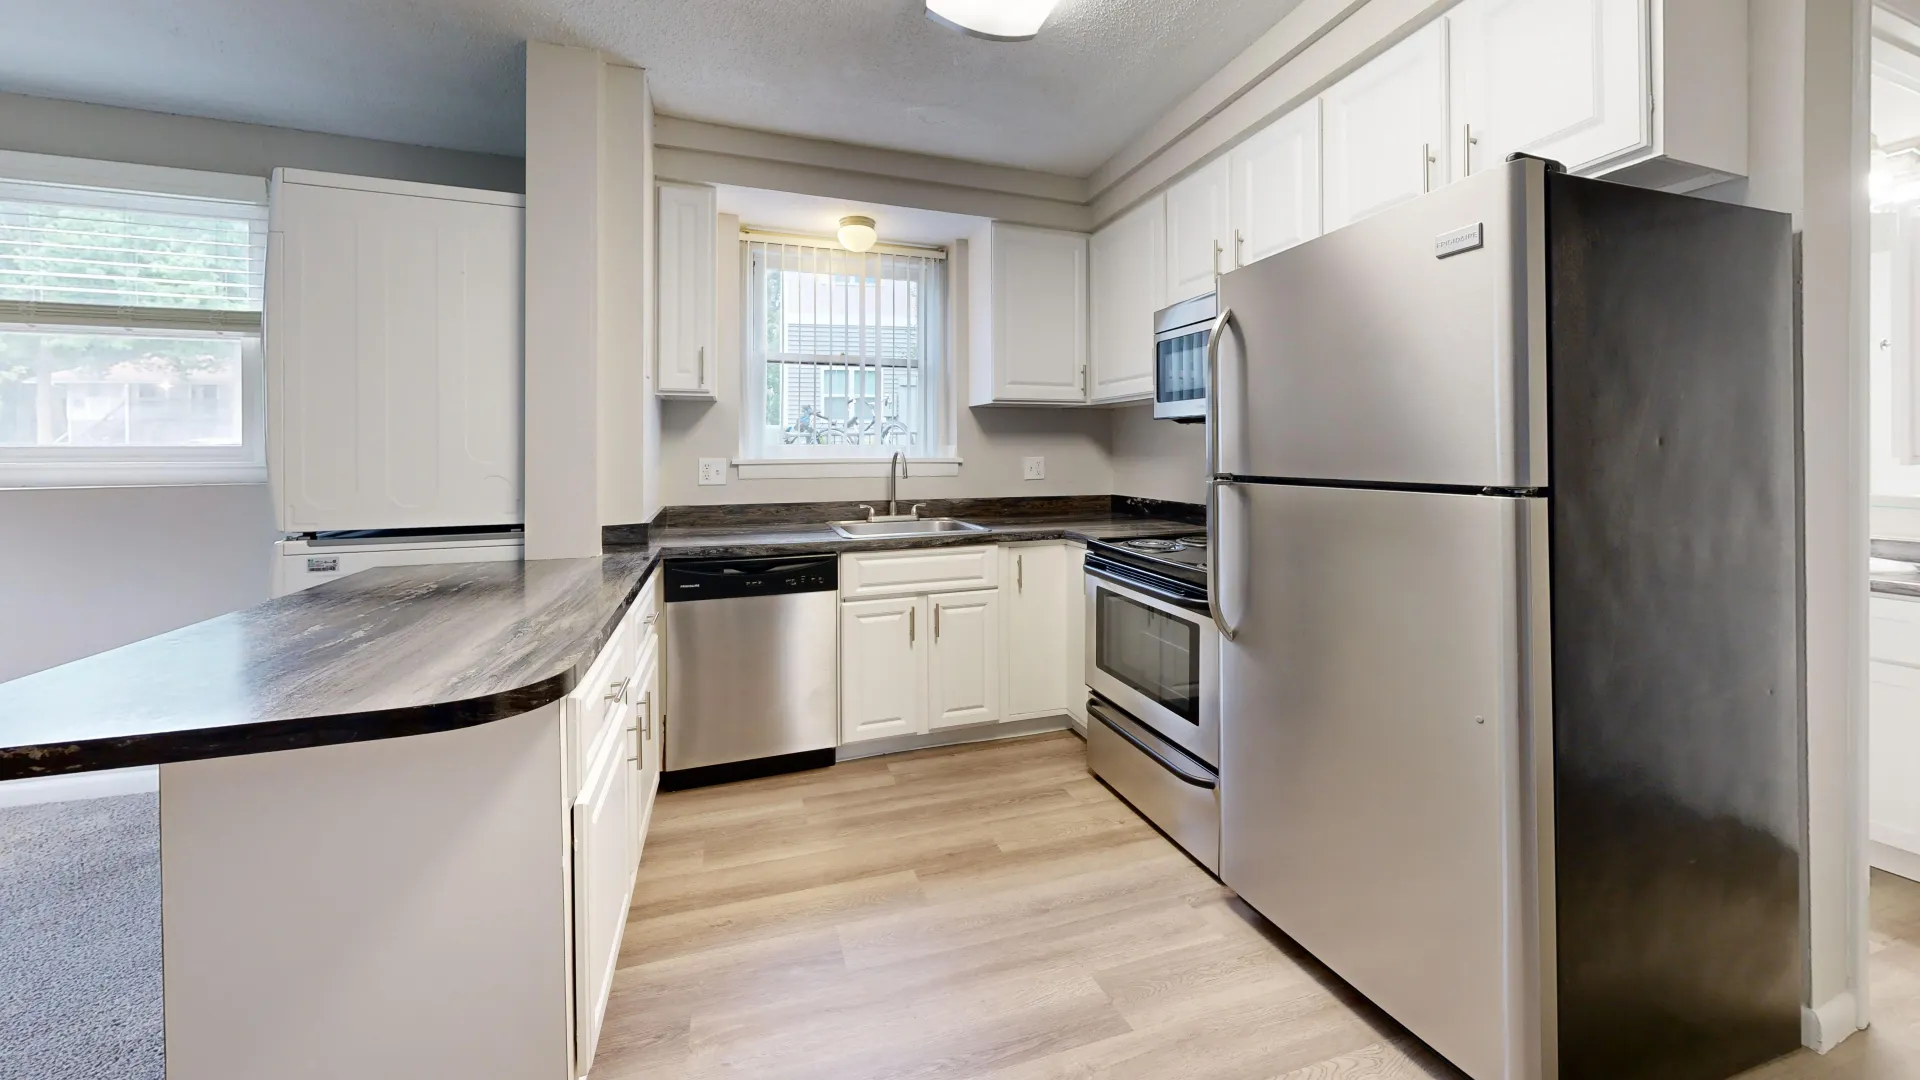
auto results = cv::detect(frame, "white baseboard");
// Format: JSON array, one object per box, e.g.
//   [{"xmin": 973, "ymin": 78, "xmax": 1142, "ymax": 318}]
[
  {"xmin": 835, "ymin": 714, "xmax": 1071, "ymax": 761},
  {"xmin": 0, "ymin": 766, "xmax": 158, "ymax": 808},
  {"xmin": 1802, "ymin": 991, "xmax": 1861, "ymax": 1054},
  {"xmin": 1871, "ymin": 839, "xmax": 1920, "ymax": 884}
]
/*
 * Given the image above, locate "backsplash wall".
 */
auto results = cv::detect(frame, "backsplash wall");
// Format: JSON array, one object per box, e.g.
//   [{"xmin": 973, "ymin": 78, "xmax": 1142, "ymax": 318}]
[{"xmin": 1110, "ymin": 402, "xmax": 1206, "ymax": 505}]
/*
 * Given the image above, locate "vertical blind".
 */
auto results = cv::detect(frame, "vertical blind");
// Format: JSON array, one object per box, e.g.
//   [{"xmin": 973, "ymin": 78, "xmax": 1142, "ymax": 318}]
[{"xmin": 744, "ymin": 237, "xmax": 945, "ymax": 456}]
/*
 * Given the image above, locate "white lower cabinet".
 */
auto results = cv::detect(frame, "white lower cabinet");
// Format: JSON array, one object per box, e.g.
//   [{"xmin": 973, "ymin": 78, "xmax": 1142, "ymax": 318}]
[
  {"xmin": 1872, "ymin": 595, "xmax": 1920, "ymax": 877},
  {"xmin": 1063, "ymin": 544, "xmax": 1088, "ymax": 726},
  {"xmin": 571, "ymin": 718, "xmax": 633, "ymax": 1075},
  {"xmin": 930, "ymin": 590, "xmax": 1001, "ymax": 729},
  {"xmin": 841, "ymin": 595, "xmax": 929, "ymax": 742},
  {"xmin": 1003, "ymin": 543, "xmax": 1072, "ymax": 721}
]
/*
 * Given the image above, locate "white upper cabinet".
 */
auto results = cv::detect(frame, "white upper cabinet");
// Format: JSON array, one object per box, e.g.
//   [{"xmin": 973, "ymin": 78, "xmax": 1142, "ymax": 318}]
[
  {"xmin": 1229, "ymin": 100, "xmax": 1323, "ymax": 268},
  {"xmin": 968, "ymin": 222, "xmax": 1090, "ymax": 405},
  {"xmin": 1088, "ymin": 195, "xmax": 1165, "ymax": 404},
  {"xmin": 1321, "ymin": 22, "xmax": 1450, "ymax": 231},
  {"xmin": 269, "ymin": 171, "xmax": 524, "ymax": 533},
  {"xmin": 1448, "ymin": 0, "xmax": 1648, "ymax": 180},
  {"xmin": 1164, "ymin": 157, "xmax": 1230, "ymax": 304},
  {"xmin": 656, "ymin": 182, "xmax": 717, "ymax": 398}
]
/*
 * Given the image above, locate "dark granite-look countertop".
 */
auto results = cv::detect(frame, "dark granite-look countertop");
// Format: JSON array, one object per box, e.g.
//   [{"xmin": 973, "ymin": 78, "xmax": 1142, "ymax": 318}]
[
  {"xmin": 0, "ymin": 511, "xmax": 1196, "ymax": 780},
  {"xmin": 1872, "ymin": 539, "xmax": 1920, "ymax": 598}
]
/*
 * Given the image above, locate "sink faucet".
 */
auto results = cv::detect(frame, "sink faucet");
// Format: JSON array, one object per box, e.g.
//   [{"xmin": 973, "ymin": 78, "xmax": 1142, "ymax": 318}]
[{"xmin": 887, "ymin": 451, "xmax": 906, "ymax": 517}]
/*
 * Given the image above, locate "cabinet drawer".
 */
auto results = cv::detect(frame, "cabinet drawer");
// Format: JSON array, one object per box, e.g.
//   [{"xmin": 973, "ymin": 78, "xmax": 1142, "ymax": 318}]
[
  {"xmin": 840, "ymin": 546, "xmax": 999, "ymax": 599},
  {"xmin": 1873, "ymin": 595, "xmax": 1920, "ymax": 666},
  {"xmin": 571, "ymin": 618, "xmax": 638, "ymax": 789}
]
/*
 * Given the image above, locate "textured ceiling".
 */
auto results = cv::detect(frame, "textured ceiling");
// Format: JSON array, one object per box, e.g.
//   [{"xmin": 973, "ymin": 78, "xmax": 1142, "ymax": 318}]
[{"xmin": 0, "ymin": 0, "xmax": 1304, "ymax": 177}]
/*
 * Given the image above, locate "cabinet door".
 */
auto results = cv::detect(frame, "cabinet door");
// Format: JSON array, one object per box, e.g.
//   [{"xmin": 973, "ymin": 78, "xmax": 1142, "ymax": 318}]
[
  {"xmin": 272, "ymin": 180, "xmax": 524, "ymax": 532},
  {"xmin": 841, "ymin": 596, "xmax": 927, "ymax": 742},
  {"xmin": 1088, "ymin": 196, "xmax": 1165, "ymax": 404},
  {"xmin": 656, "ymin": 182, "xmax": 717, "ymax": 397},
  {"xmin": 1449, "ymin": 0, "xmax": 1648, "ymax": 180},
  {"xmin": 1872, "ymin": 659, "xmax": 1920, "ymax": 860},
  {"xmin": 572, "ymin": 723, "xmax": 633, "ymax": 1074},
  {"xmin": 1230, "ymin": 101, "xmax": 1323, "ymax": 268},
  {"xmin": 990, "ymin": 224, "xmax": 1090, "ymax": 403},
  {"xmin": 1165, "ymin": 158, "xmax": 1230, "ymax": 303},
  {"xmin": 930, "ymin": 589, "xmax": 1001, "ymax": 730},
  {"xmin": 1063, "ymin": 544, "xmax": 1088, "ymax": 725},
  {"xmin": 632, "ymin": 630, "xmax": 661, "ymax": 863},
  {"xmin": 1321, "ymin": 22, "xmax": 1450, "ymax": 231},
  {"xmin": 1003, "ymin": 545, "xmax": 1070, "ymax": 721}
]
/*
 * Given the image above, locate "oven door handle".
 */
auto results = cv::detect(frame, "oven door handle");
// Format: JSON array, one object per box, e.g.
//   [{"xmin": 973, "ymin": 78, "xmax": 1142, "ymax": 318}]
[
  {"xmin": 1087, "ymin": 699, "xmax": 1217, "ymax": 789},
  {"xmin": 1084, "ymin": 561, "xmax": 1210, "ymax": 614}
]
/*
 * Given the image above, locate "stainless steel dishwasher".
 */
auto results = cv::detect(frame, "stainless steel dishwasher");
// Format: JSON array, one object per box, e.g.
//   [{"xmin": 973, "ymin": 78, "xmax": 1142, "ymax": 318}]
[{"xmin": 661, "ymin": 554, "xmax": 839, "ymax": 789}]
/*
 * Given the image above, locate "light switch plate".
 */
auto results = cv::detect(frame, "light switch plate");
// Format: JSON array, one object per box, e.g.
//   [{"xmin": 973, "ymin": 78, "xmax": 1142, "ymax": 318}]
[
  {"xmin": 698, "ymin": 458, "xmax": 727, "ymax": 486},
  {"xmin": 1022, "ymin": 456, "xmax": 1045, "ymax": 481}
]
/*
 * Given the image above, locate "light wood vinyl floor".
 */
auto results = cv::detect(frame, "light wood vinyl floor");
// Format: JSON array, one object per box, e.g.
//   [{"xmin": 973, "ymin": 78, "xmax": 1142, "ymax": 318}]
[{"xmin": 591, "ymin": 730, "xmax": 1920, "ymax": 1080}]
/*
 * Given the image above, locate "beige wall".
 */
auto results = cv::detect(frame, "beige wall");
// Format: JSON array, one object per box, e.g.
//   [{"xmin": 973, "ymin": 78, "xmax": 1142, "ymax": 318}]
[
  {"xmin": 1109, "ymin": 404, "xmax": 1206, "ymax": 505},
  {"xmin": 656, "ymin": 225, "xmax": 1115, "ymax": 507}
]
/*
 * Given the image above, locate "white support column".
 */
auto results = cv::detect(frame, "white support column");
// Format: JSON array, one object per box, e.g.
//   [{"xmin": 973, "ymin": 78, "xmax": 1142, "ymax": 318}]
[
  {"xmin": 1745, "ymin": 0, "xmax": 1872, "ymax": 1052},
  {"xmin": 525, "ymin": 42, "xmax": 607, "ymax": 560}
]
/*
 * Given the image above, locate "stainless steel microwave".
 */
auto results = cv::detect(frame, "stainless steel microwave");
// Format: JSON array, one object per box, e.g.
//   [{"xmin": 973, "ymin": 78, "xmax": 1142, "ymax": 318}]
[{"xmin": 1153, "ymin": 292, "xmax": 1215, "ymax": 422}]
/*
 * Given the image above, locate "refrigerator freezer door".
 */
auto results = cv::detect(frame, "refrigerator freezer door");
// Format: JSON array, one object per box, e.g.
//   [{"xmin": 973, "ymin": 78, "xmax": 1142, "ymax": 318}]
[
  {"xmin": 1213, "ymin": 159, "xmax": 1546, "ymax": 490},
  {"xmin": 1218, "ymin": 482, "xmax": 1550, "ymax": 1080}
]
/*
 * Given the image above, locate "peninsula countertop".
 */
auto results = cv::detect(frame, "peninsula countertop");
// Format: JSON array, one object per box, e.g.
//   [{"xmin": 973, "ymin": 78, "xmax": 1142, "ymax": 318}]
[{"xmin": 0, "ymin": 511, "xmax": 1196, "ymax": 780}]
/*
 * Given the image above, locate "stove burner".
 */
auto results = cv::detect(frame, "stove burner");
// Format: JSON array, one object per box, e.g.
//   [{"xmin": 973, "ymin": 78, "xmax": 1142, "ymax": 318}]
[
  {"xmin": 1121, "ymin": 538, "xmax": 1181, "ymax": 553},
  {"xmin": 1173, "ymin": 534, "xmax": 1208, "ymax": 550}
]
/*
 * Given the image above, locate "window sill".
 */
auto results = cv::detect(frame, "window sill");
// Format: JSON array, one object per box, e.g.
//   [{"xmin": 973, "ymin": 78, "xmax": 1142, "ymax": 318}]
[
  {"xmin": 0, "ymin": 461, "xmax": 268, "ymax": 490},
  {"xmin": 733, "ymin": 457, "xmax": 962, "ymax": 481}
]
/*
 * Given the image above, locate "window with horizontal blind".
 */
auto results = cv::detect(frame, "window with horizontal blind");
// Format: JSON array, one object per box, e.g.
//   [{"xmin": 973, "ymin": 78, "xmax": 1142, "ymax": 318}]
[
  {"xmin": 0, "ymin": 156, "xmax": 267, "ymax": 487},
  {"xmin": 741, "ymin": 236, "xmax": 950, "ymax": 463}
]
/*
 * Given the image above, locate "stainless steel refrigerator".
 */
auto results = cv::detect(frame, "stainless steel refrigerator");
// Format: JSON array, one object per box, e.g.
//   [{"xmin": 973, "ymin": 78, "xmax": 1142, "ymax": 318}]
[{"xmin": 1210, "ymin": 158, "xmax": 1802, "ymax": 1080}]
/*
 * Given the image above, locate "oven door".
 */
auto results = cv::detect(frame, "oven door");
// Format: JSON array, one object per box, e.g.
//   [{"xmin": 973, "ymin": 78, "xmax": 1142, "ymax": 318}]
[{"xmin": 1084, "ymin": 568, "xmax": 1219, "ymax": 767}]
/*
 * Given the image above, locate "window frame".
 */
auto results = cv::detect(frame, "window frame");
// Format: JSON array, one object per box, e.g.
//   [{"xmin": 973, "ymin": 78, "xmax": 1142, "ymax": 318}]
[
  {"xmin": 737, "ymin": 233, "xmax": 957, "ymax": 475},
  {"xmin": 0, "ymin": 151, "xmax": 268, "ymax": 489}
]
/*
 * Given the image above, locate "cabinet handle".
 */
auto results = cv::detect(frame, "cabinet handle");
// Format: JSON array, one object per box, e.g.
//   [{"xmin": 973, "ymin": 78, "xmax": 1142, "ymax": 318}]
[
  {"xmin": 1233, "ymin": 228, "xmax": 1245, "ymax": 268},
  {"xmin": 1462, "ymin": 124, "xmax": 1477, "ymax": 177},
  {"xmin": 1421, "ymin": 143, "xmax": 1435, "ymax": 194},
  {"xmin": 934, "ymin": 603, "xmax": 941, "ymax": 641},
  {"xmin": 604, "ymin": 677, "xmax": 630, "ymax": 704},
  {"xmin": 697, "ymin": 346, "xmax": 706, "ymax": 388},
  {"xmin": 1017, "ymin": 553, "xmax": 1024, "ymax": 592},
  {"xmin": 640, "ymin": 694, "xmax": 651, "ymax": 739},
  {"xmin": 1212, "ymin": 239, "xmax": 1223, "ymax": 278},
  {"xmin": 643, "ymin": 612, "xmax": 657, "ymax": 626},
  {"xmin": 909, "ymin": 605, "xmax": 916, "ymax": 644}
]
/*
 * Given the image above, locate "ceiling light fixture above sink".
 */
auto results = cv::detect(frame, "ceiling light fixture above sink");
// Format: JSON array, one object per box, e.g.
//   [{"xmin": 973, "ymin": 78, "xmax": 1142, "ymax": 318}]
[{"xmin": 925, "ymin": 0, "xmax": 1061, "ymax": 41}]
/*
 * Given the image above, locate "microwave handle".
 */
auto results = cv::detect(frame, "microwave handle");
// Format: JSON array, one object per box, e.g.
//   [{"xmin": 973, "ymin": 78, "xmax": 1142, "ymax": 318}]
[{"xmin": 1205, "ymin": 306, "xmax": 1238, "ymax": 642}]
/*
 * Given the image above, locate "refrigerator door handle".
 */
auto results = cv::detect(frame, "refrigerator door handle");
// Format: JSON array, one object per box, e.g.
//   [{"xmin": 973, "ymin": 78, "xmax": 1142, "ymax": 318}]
[
  {"xmin": 1206, "ymin": 478, "xmax": 1238, "ymax": 641},
  {"xmin": 1206, "ymin": 305, "xmax": 1239, "ymax": 642}
]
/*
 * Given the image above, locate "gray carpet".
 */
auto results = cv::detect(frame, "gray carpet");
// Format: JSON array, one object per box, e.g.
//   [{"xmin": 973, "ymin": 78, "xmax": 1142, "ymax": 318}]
[{"xmin": 0, "ymin": 793, "xmax": 163, "ymax": 1080}]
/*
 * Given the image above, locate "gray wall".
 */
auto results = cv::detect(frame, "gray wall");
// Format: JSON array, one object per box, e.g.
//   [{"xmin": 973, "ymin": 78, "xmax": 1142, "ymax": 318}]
[
  {"xmin": 1109, "ymin": 403, "xmax": 1205, "ymax": 505},
  {"xmin": 0, "ymin": 94, "xmax": 523, "ymax": 681}
]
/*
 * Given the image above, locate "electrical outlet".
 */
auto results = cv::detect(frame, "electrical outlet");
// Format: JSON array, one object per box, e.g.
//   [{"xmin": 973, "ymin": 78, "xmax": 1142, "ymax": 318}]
[
  {"xmin": 698, "ymin": 458, "xmax": 727, "ymax": 486},
  {"xmin": 1022, "ymin": 456, "xmax": 1046, "ymax": 481}
]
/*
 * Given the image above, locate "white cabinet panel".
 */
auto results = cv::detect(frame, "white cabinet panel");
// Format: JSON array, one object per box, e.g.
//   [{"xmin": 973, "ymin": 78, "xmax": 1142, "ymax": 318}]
[
  {"xmin": 657, "ymin": 182, "xmax": 717, "ymax": 397},
  {"xmin": 840, "ymin": 545, "xmax": 998, "ymax": 599},
  {"xmin": 930, "ymin": 590, "xmax": 1000, "ymax": 730},
  {"xmin": 841, "ymin": 595, "xmax": 928, "ymax": 742},
  {"xmin": 1003, "ymin": 544, "xmax": 1071, "ymax": 721},
  {"xmin": 1321, "ymin": 22, "xmax": 1450, "ymax": 231},
  {"xmin": 1063, "ymin": 544, "xmax": 1088, "ymax": 725},
  {"xmin": 1230, "ymin": 101, "xmax": 1323, "ymax": 268},
  {"xmin": 572, "ymin": 721, "xmax": 633, "ymax": 1075},
  {"xmin": 1872, "ymin": 659, "xmax": 1920, "ymax": 862},
  {"xmin": 969, "ymin": 223, "xmax": 1090, "ymax": 405},
  {"xmin": 1164, "ymin": 158, "xmax": 1230, "ymax": 303},
  {"xmin": 1088, "ymin": 196, "xmax": 1164, "ymax": 404},
  {"xmin": 1449, "ymin": 0, "xmax": 1648, "ymax": 180},
  {"xmin": 270, "ymin": 175, "xmax": 524, "ymax": 532}
]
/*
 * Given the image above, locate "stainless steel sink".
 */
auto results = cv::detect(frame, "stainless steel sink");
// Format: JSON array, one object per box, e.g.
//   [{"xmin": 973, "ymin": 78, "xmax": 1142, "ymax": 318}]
[{"xmin": 829, "ymin": 518, "xmax": 989, "ymax": 539}]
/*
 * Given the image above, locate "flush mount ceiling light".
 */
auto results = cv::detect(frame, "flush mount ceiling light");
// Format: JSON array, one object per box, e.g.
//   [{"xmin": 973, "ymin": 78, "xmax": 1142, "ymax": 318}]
[
  {"xmin": 925, "ymin": 0, "xmax": 1061, "ymax": 41},
  {"xmin": 837, "ymin": 215, "xmax": 878, "ymax": 252}
]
